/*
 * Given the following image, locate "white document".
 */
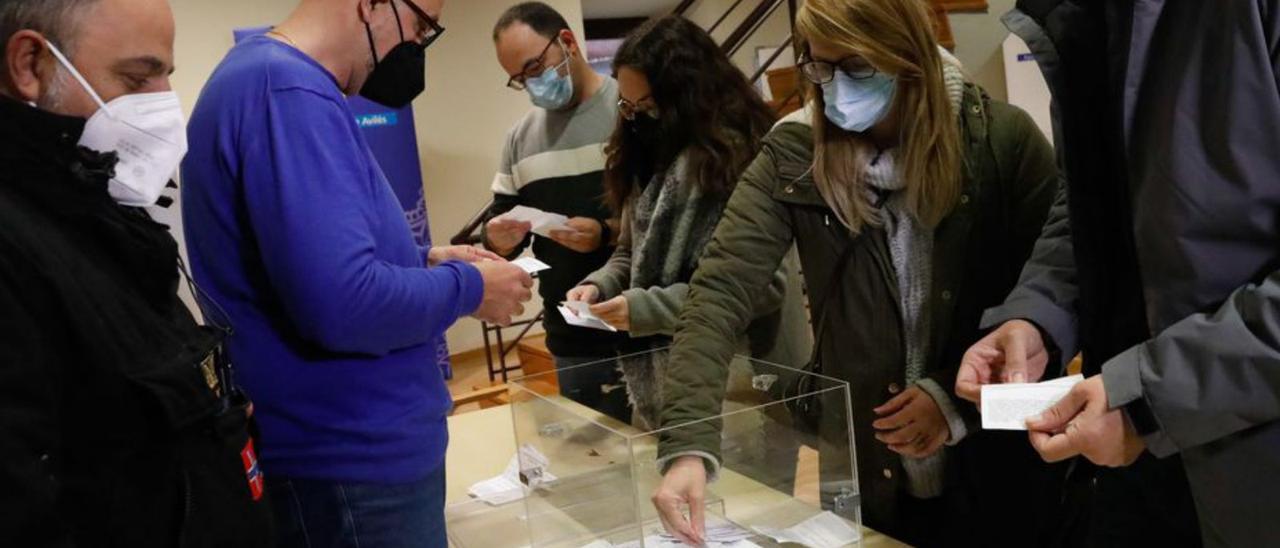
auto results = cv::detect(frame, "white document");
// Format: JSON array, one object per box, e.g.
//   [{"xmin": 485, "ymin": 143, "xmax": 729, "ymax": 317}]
[
  {"xmin": 600, "ymin": 517, "xmax": 759, "ymax": 548},
  {"xmin": 511, "ymin": 256, "xmax": 551, "ymax": 275},
  {"xmin": 557, "ymin": 301, "xmax": 619, "ymax": 332},
  {"xmin": 981, "ymin": 374, "xmax": 1085, "ymax": 431},
  {"xmin": 466, "ymin": 445, "xmax": 558, "ymax": 506},
  {"xmin": 753, "ymin": 511, "xmax": 861, "ymax": 547},
  {"xmin": 499, "ymin": 205, "xmax": 572, "ymax": 238}
]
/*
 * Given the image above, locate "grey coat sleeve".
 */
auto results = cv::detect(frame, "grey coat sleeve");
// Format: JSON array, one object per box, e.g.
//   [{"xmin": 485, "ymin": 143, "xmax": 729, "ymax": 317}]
[
  {"xmin": 981, "ymin": 177, "xmax": 1080, "ymax": 367},
  {"xmin": 1101, "ymin": 271, "xmax": 1280, "ymax": 457}
]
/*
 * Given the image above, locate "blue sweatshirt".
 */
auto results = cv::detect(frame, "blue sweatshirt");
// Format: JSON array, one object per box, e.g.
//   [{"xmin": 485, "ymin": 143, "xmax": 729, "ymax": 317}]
[{"xmin": 181, "ymin": 36, "xmax": 482, "ymax": 484}]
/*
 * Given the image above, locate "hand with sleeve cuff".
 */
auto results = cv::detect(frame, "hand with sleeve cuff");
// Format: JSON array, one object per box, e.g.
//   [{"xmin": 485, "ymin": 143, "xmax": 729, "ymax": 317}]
[
  {"xmin": 873, "ymin": 385, "xmax": 950, "ymax": 458},
  {"xmin": 956, "ymin": 319, "xmax": 1051, "ymax": 404}
]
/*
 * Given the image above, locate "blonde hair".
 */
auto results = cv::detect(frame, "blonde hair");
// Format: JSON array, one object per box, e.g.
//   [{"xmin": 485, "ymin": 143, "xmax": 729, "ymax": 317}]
[{"xmin": 795, "ymin": 0, "xmax": 963, "ymax": 233}]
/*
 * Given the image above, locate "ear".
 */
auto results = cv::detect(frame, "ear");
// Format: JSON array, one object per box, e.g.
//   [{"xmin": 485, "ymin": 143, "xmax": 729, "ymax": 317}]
[
  {"xmin": 559, "ymin": 29, "xmax": 580, "ymax": 57},
  {"xmin": 4, "ymin": 30, "xmax": 52, "ymax": 102},
  {"xmin": 357, "ymin": 0, "xmax": 384, "ymax": 25}
]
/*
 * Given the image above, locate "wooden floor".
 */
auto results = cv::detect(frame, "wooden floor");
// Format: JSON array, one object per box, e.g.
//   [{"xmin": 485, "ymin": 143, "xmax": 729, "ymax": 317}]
[{"xmin": 446, "ymin": 348, "xmax": 515, "ymax": 414}]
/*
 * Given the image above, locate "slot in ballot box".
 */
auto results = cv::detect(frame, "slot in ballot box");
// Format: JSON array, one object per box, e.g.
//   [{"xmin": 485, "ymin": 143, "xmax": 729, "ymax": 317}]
[{"xmin": 446, "ymin": 350, "xmax": 879, "ymax": 548}]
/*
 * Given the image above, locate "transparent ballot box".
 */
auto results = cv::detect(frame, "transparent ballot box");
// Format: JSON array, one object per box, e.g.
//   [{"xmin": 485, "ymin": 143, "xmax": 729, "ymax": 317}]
[{"xmin": 446, "ymin": 350, "xmax": 860, "ymax": 548}]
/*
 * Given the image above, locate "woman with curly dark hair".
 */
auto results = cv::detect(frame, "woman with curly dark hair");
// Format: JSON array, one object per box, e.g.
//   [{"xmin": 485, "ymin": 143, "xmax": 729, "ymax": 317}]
[{"xmin": 566, "ymin": 15, "xmax": 810, "ymax": 427}]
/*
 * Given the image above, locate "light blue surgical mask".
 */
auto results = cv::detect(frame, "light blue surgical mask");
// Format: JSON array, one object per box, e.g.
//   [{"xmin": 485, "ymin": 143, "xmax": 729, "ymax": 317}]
[
  {"xmin": 822, "ymin": 70, "xmax": 896, "ymax": 132},
  {"xmin": 525, "ymin": 46, "xmax": 574, "ymax": 110}
]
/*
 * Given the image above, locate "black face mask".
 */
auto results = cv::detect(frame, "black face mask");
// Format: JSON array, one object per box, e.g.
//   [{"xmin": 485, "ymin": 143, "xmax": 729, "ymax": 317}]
[
  {"xmin": 359, "ymin": 3, "xmax": 426, "ymax": 108},
  {"xmin": 626, "ymin": 114, "xmax": 663, "ymax": 149},
  {"xmin": 625, "ymin": 114, "xmax": 664, "ymax": 186}
]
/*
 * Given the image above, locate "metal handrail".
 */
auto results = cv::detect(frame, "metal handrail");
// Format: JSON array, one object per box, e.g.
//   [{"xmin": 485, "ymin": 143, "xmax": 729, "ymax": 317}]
[{"xmin": 449, "ymin": 199, "xmax": 492, "ymax": 246}]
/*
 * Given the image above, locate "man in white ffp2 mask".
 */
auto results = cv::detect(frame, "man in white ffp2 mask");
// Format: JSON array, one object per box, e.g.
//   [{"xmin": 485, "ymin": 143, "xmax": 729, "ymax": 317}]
[
  {"xmin": 0, "ymin": 0, "xmax": 274, "ymax": 545},
  {"xmin": 3, "ymin": 0, "xmax": 186, "ymax": 207}
]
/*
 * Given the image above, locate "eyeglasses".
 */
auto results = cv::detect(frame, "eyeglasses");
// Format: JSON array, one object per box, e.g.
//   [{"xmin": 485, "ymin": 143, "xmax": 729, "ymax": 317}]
[
  {"xmin": 798, "ymin": 54, "xmax": 877, "ymax": 84},
  {"xmin": 506, "ymin": 35, "xmax": 567, "ymax": 91},
  {"xmin": 617, "ymin": 95, "xmax": 658, "ymax": 121},
  {"xmin": 397, "ymin": 0, "xmax": 446, "ymax": 50}
]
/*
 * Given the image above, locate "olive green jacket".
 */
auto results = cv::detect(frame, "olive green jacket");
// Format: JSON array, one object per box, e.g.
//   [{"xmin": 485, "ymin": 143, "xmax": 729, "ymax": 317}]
[{"xmin": 658, "ymin": 85, "xmax": 1059, "ymax": 528}]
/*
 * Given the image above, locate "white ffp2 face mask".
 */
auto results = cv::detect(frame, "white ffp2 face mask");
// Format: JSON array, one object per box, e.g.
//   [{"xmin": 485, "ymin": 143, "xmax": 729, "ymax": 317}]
[{"xmin": 45, "ymin": 41, "xmax": 187, "ymax": 207}]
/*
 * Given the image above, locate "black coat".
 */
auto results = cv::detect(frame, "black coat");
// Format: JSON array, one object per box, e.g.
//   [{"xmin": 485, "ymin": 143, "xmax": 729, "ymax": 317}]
[
  {"xmin": 0, "ymin": 97, "xmax": 272, "ymax": 547},
  {"xmin": 990, "ymin": 1, "xmax": 1280, "ymax": 546}
]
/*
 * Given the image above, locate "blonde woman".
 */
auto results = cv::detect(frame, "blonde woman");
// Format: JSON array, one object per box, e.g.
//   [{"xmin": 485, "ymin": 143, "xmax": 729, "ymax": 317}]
[{"xmin": 651, "ymin": 0, "xmax": 1067, "ymax": 545}]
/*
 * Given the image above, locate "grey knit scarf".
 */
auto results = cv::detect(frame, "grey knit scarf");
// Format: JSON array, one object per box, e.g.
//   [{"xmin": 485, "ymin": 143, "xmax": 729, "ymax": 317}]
[
  {"xmin": 618, "ymin": 154, "xmax": 726, "ymax": 428},
  {"xmin": 868, "ymin": 51, "xmax": 967, "ymax": 498}
]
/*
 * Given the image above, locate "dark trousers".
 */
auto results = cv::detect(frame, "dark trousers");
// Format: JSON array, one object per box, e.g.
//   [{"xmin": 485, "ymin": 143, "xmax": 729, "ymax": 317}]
[
  {"xmin": 267, "ymin": 464, "xmax": 447, "ymax": 548},
  {"xmin": 553, "ymin": 355, "xmax": 630, "ymax": 423},
  {"xmin": 1088, "ymin": 453, "xmax": 1202, "ymax": 548}
]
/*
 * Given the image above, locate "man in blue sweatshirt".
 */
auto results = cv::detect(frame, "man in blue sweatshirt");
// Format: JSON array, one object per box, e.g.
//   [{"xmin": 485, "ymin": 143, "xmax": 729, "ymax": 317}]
[{"xmin": 181, "ymin": 1, "xmax": 532, "ymax": 546}]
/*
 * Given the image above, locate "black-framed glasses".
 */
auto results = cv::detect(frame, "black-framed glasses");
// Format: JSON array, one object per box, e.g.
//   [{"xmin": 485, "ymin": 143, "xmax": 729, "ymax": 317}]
[
  {"xmin": 798, "ymin": 54, "xmax": 877, "ymax": 84},
  {"xmin": 506, "ymin": 34, "xmax": 567, "ymax": 91},
  {"xmin": 398, "ymin": 0, "xmax": 446, "ymax": 50},
  {"xmin": 617, "ymin": 95, "xmax": 658, "ymax": 121}
]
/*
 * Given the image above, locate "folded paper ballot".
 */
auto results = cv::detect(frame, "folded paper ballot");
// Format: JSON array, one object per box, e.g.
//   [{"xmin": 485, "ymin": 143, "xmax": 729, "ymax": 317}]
[
  {"xmin": 557, "ymin": 301, "xmax": 619, "ymax": 332},
  {"xmin": 753, "ymin": 511, "xmax": 862, "ymax": 547},
  {"xmin": 498, "ymin": 205, "xmax": 573, "ymax": 238},
  {"xmin": 981, "ymin": 374, "xmax": 1085, "ymax": 430},
  {"xmin": 466, "ymin": 444, "xmax": 558, "ymax": 506},
  {"xmin": 511, "ymin": 256, "xmax": 551, "ymax": 275}
]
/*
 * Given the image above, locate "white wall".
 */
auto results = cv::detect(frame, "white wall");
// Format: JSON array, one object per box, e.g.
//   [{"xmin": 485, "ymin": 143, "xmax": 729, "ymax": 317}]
[{"xmin": 948, "ymin": 0, "xmax": 1016, "ymax": 100}]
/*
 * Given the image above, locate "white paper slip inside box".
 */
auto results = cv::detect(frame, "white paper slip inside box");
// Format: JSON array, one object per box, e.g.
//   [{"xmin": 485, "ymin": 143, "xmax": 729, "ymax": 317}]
[
  {"xmin": 511, "ymin": 256, "xmax": 551, "ymax": 275},
  {"xmin": 498, "ymin": 205, "xmax": 571, "ymax": 238},
  {"xmin": 981, "ymin": 374, "xmax": 1084, "ymax": 431},
  {"xmin": 557, "ymin": 301, "xmax": 618, "ymax": 332},
  {"xmin": 466, "ymin": 444, "xmax": 559, "ymax": 506},
  {"xmin": 753, "ymin": 511, "xmax": 861, "ymax": 547}
]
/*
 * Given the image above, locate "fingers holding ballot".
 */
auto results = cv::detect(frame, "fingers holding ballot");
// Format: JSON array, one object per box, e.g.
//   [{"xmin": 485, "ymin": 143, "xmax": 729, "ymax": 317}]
[
  {"xmin": 955, "ymin": 319, "xmax": 1052, "ymax": 404},
  {"xmin": 471, "ymin": 260, "xmax": 534, "ymax": 327},
  {"xmin": 1025, "ymin": 376, "xmax": 1146, "ymax": 467},
  {"xmin": 548, "ymin": 217, "xmax": 605, "ymax": 253},
  {"xmin": 588, "ymin": 296, "xmax": 630, "ymax": 331},
  {"xmin": 560, "ymin": 285, "xmax": 623, "ymax": 332},
  {"xmin": 485, "ymin": 216, "xmax": 533, "ymax": 256}
]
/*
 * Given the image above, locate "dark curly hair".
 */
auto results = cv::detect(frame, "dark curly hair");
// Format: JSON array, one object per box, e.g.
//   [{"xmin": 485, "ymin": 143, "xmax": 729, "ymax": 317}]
[{"xmin": 603, "ymin": 15, "xmax": 776, "ymax": 214}]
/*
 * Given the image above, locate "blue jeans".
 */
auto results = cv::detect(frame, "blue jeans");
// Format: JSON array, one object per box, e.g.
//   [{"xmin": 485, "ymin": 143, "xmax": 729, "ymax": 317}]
[
  {"xmin": 267, "ymin": 464, "xmax": 447, "ymax": 548},
  {"xmin": 554, "ymin": 355, "xmax": 630, "ymax": 423}
]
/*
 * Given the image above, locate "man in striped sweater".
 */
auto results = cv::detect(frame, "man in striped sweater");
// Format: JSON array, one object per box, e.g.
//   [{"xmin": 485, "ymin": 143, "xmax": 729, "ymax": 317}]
[{"xmin": 487, "ymin": 2, "xmax": 628, "ymax": 421}]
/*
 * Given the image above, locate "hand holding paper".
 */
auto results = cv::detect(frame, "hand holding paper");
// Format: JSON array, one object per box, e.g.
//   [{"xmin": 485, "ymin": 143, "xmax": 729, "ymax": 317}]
[
  {"xmin": 511, "ymin": 256, "xmax": 551, "ymax": 275},
  {"xmin": 498, "ymin": 205, "xmax": 571, "ymax": 238},
  {"xmin": 558, "ymin": 300, "xmax": 619, "ymax": 332},
  {"xmin": 981, "ymin": 374, "xmax": 1083, "ymax": 430}
]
